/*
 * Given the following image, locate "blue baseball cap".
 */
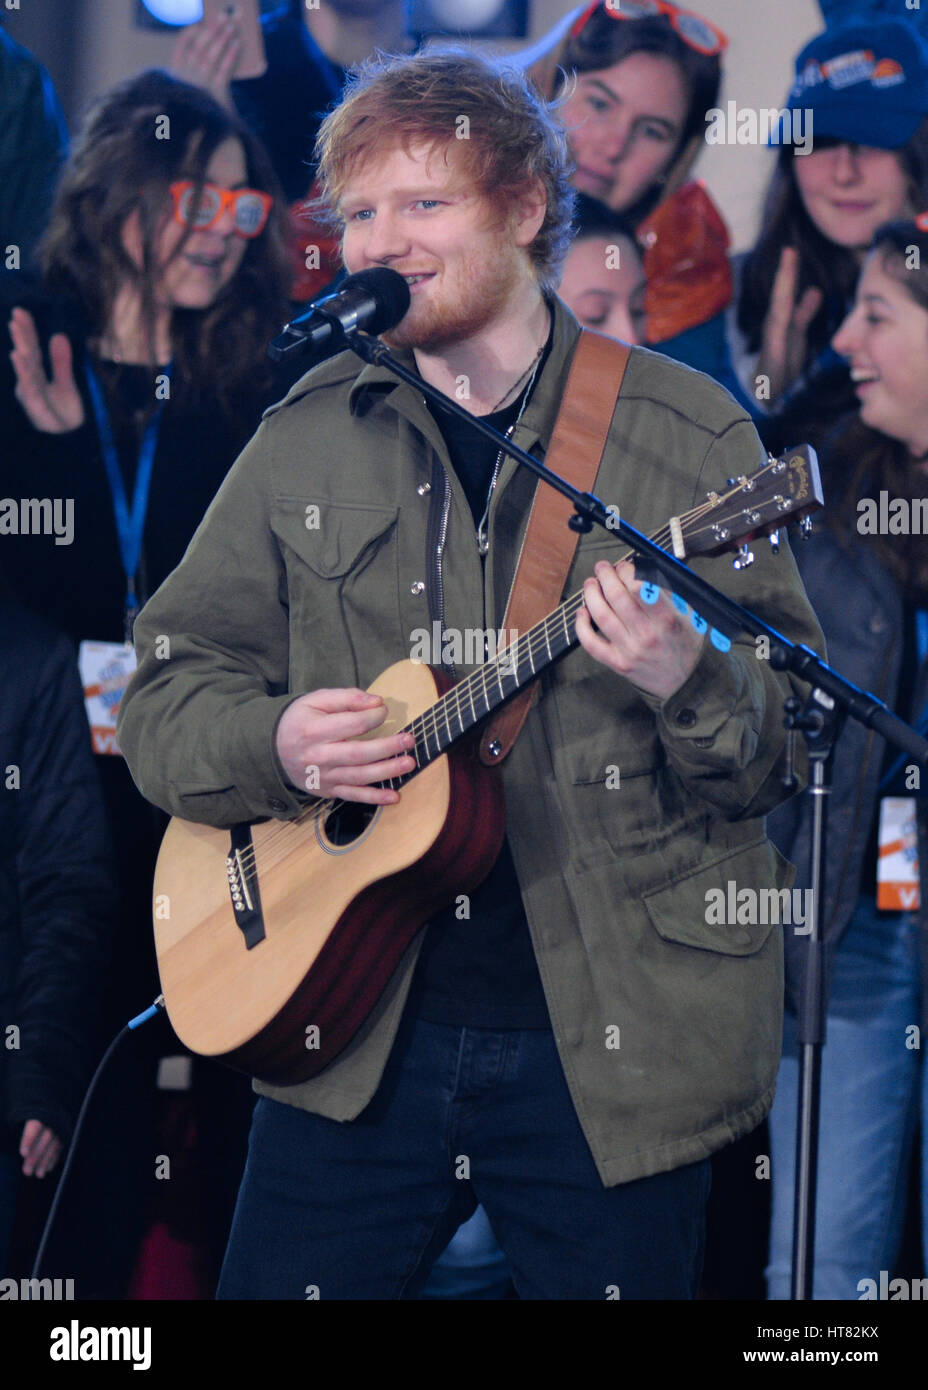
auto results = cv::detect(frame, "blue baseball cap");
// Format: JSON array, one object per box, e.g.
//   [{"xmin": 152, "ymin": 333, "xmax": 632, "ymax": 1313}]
[{"xmin": 779, "ymin": 20, "xmax": 928, "ymax": 150}]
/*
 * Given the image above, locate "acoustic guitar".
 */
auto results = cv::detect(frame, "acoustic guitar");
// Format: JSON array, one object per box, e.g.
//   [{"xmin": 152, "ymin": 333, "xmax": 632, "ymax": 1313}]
[{"xmin": 152, "ymin": 447, "xmax": 822, "ymax": 1083}]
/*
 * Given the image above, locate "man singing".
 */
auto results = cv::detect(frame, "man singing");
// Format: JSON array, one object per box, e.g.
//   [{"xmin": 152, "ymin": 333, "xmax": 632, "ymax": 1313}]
[{"xmin": 118, "ymin": 49, "xmax": 823, "ymax": 1300}]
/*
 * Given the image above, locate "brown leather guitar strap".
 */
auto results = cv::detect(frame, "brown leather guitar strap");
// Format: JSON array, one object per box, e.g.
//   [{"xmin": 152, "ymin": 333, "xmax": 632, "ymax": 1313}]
[{"xmin": 478, "ymin": 330, "xmax": 631, "ymax": 766}]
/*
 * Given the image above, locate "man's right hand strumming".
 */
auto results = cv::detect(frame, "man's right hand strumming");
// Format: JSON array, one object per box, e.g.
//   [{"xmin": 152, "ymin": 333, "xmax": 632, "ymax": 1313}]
[{"xmin": 275, "ymin": 688, "xmax": 416, "ymax": 805}]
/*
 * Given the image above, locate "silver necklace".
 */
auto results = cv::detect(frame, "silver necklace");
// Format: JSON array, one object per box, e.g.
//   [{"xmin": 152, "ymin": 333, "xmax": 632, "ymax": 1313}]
[{"xmin": 476, "ymin": 353, "xmax": 543, "ymax": 557}]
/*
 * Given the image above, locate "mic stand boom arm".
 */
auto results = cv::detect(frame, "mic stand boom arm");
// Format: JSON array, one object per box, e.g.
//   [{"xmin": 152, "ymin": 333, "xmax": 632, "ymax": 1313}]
[{"xmin": 346, "ymin": 329, "xmax": 928, "ymax": 767}]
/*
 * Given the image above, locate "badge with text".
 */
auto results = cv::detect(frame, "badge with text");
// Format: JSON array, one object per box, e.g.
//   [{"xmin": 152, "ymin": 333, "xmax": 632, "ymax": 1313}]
[
  {"xmin": 79, "ymin": 640, "xmax": 137, "ymax": 756},
  {"xmin": 876, "ymin": 796, "xmax": 920, "ymax": 911}
]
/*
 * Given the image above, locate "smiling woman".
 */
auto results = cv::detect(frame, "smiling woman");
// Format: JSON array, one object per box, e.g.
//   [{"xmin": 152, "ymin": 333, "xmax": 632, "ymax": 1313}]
[
  {"xmin": 28, "ymin": 69, "xmax": 289, "ymax": 412},
  {"xmin": 0, "ymin": 69, "xmax": 298, "ymax": 1296},
  {"xmin": 730, "ymin": 20, "xmax": 928, "ymax": 433},
  {"xmin": 764, "ymin": 214, "xmax": 928, "ymax": 1300}
]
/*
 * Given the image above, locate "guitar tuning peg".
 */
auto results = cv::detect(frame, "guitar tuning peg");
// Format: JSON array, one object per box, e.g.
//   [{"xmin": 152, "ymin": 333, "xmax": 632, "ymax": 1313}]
[
  {"xmin": 800, "ymin": 516, "xmax": 813, "ymax": 537},
  {"xmin": 768, "ymin": 529, "xmax": 780, "ymax": 554},
  {"xmin": 732, "ymin": 543, "xmax": 754, "ymax": 570},
  {"xmin": 725, "ymin": 477, "xmax": 736, "ymax": 487}
]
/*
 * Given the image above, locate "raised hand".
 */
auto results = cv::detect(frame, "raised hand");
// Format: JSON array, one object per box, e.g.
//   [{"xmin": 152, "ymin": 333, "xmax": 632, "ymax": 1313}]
[
  {"xmin": 755, "ymin": 246, "xmax": 824, "ymax": 405},
  {"xmin": 9, "ymin": 307, "xmax": 85, "ymax": 433},
  {"xmin": 275, "ymin": 688, "xmax": 417, "ymax": 805},
  {"xmin": 169, "ymin": 11, "xmax": 242, "ymax": 109}
]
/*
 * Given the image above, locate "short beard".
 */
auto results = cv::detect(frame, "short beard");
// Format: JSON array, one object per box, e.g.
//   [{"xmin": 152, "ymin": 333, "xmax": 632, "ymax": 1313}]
[{"xmin": 382, "ymin": 246, "xmax": 527, "ymax": 355}]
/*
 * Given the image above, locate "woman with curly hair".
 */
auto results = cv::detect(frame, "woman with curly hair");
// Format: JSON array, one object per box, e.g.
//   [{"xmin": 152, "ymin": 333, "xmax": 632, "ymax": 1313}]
[{"xmin": 0, "ymin": 68, "xmax": 296, "ymax": 1296}]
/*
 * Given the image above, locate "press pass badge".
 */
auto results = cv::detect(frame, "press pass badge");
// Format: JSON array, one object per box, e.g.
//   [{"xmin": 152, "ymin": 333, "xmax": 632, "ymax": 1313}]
[
  {"xmin": 876, "ymin": 796, "xmax": 920, "ymax": 911},
  {"xmin": 79, "ymin": 640, "xmax": 137, "ymax": 756}
]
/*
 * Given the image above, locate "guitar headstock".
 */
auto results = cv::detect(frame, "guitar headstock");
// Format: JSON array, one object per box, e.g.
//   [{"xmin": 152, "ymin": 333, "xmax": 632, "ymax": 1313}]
[{"xmin": 680, "ymin": 445, "xmax": 824, "ymax": 559}]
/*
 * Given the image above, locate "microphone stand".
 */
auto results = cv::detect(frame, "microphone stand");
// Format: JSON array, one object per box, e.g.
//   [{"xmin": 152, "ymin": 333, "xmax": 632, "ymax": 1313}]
[
  {"xmin": 345, "ymin": 327, "xmax": 928, "ymax": 1300},
  {"xmin": 779, "ymin": 687, "xmax": 844, "ymax": 1301}
]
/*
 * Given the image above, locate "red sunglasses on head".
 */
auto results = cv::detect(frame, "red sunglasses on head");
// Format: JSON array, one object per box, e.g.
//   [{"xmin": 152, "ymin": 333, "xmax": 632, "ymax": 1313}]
[
  {"xmin": 169, "ymin": 180, "xmax": 273, "ymax": 239},
  {"xmin": 570, "ymin": 0, "xmax": 728, "ymax": 58}
]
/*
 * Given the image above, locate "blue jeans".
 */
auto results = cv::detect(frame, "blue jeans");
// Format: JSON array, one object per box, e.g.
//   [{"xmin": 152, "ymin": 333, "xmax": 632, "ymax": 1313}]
[
  {"xmin": 217, "ymin": 1013, "xmax": 711, "ymax": 1299},
  {"xmin": 767, "ymin": 897, "xmax": 925, "ymax": 1299},
  {"xmin": 419, "ymin": 1204, "xmax": 512, "ymax": 1299}
]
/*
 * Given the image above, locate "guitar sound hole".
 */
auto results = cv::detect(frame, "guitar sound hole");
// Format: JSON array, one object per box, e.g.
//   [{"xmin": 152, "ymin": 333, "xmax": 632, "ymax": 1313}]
[{"xmin": 323, "ymin": 802, "xmax": 378, "ymax": 847}]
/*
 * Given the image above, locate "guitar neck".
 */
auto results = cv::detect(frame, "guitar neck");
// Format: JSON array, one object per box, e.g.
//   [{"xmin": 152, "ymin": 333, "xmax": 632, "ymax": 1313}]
[
  {"xmin": 399, "ymin": 586, "xmax": 584, "ymax": 779},
  {"xmin": 387, "ymin": 444, "xmax": 822, "ymax": 784}
]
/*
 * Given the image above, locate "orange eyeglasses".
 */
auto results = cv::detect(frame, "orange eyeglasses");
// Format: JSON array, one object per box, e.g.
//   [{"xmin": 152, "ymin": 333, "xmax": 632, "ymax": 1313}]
[
  {"xmin": 169, "ymin": 181, "xmax": 273, "ymax": 239},
  {"xmin": 570, "ymin": 1, "xmax": 728, "ymax": 59}
]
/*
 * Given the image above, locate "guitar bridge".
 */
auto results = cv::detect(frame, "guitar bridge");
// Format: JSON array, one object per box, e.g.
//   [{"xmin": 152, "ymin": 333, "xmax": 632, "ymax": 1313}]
[{"xmin": 226, "ymin": 823, "xmax": 266, "ymax": 949}]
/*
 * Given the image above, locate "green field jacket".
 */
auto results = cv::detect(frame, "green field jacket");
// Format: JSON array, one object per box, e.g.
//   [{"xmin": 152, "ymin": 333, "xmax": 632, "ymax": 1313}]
[{"xmin": 118, "ymin": 296, "xmax": 825, "ymax": 1185}]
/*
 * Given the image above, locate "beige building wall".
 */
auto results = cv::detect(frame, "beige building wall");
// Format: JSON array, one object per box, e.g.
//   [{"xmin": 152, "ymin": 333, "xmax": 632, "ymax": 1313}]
[{"xmin": 7, "ymin": 0, "xmax": 824, "ymax": 252}]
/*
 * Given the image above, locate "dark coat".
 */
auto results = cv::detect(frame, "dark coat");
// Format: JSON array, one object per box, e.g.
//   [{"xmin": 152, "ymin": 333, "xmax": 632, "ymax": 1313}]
[
  {"xmin": 767, "ymin": 519, "xmax": 928, "ymax": 1026},
  {"xmin": 0, "ymin": 27, "xmax": 68, "ymax": 269},
  {"xmin": 0, "ymin": 595, "xmax": 117, "ymax": 1147}
]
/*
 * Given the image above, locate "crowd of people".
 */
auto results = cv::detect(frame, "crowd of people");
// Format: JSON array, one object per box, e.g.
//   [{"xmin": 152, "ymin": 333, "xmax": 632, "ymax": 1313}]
[{"xmin": 1, "ymin": 0, "xmax": 925, "ymax": 1302}]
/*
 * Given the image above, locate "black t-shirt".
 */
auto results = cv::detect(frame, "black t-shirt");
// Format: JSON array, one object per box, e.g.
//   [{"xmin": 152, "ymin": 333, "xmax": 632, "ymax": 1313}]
[{"xmin": 405, "ymin": 376, "xmax": 552, "ymax": 1029}]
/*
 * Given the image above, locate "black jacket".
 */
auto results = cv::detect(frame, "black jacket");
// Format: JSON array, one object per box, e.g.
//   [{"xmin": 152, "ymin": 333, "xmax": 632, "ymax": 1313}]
[
  {"xmin": 230, "ymin": 3, "xmax": 342, "ymax": 203},
  {"xmin": 0, "ymin": 27, "xmax": 68, "ymax": 269},
  {"xmin": 0, "ymin": 595, "xmax": 117, "ymax": 1147},
  {"xmin": 767, "ymin": 519, "xmax": 927, "ymax": 1025}
]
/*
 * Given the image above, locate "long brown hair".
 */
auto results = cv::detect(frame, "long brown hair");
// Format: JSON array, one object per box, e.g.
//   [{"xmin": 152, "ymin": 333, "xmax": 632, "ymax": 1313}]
[
  {"xmin": 40, "ymin": 70, "xmax": 290, "ymax": 420},
  {"xmin": 825, "ymin": 221, "xmax": 928, "ymax": 603},
  {"xmin": 530, "ymin": 4, "xmax": 722, "ymax": 225},
  {"xmin": 738, "ymin": 120, "xmax": 928, "ymax": 363}
]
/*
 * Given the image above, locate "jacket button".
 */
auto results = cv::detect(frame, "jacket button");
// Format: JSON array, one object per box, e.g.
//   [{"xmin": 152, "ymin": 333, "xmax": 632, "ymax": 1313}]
[
  {"xmin": 267, "ymin": 797, "xmax": 287, "ymax": 812},
  {"xmin": 417, "ymin": 481, "xmax": 431, "ymax": 496},
  {"xmin": 675, "ymin": 708, "xmax": 697, "ymax": 728},
  {"xmin": 410, "ymin": 580, "xmax": 426, "ymax": 595},
  {"xmin": 869, "ymin": 615, "xmax": 885, "ymax": 634}
]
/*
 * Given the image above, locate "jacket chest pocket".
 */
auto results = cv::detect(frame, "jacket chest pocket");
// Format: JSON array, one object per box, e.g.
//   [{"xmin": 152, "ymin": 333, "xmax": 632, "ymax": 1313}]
[{"xmin": 270, "ymin": 496, "xmax": 402, "ymax": 689}]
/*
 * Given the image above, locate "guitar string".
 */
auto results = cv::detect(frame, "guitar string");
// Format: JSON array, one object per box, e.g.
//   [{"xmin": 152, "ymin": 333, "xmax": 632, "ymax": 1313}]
[
  {"xmin": 231, "ymin": 507, "xmax": 718, "ymax": 880},
  {"xmin": 231, "ymin": 462, "xmax": 792, "ymax": 879},
  {"xmin": 231, "ymin": 486, "xmax": 775, "ymax": 881}
]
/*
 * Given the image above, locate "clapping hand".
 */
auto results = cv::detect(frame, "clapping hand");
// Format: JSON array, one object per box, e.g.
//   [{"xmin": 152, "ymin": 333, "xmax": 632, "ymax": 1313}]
[
  {"xmin": 8, "ymin": 307, "xmax": 84, "ymax": 433},
  {"xmin": 169, "ymin": 11, "xmax": 242, "ymax": 109},
  {"xmin": 755, "ymin": 247, "xmax": 824, "ymax": 405}
]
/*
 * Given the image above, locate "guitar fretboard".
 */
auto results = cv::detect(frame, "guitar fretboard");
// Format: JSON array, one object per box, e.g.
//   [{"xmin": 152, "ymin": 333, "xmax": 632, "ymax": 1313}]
[{"xmin": 388, "ymin": 590, "xmax": 585, "ymax": 788}]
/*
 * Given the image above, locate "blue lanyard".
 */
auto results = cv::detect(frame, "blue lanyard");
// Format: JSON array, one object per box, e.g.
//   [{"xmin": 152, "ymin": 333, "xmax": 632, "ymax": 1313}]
[
  {"xmin": 918, "ymin": 611, "xmax": 928, "ymax": 672},
  {"xmin": 84, "ymin": 353, "xmax": 172, "ymax": 640}
]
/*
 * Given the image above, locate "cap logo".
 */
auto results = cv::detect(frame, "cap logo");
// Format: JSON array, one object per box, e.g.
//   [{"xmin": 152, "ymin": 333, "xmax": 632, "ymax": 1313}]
[
  {"xmin": 822, "ymin": 50, "xmax": 875, "ymax": 89},
  {"xmin": 790, "ymin": 49, "xmax": 907, "ymax": 99},
  {"xmin": 871, "ymin": 57, "xmax": 905, "ymax": 88}
]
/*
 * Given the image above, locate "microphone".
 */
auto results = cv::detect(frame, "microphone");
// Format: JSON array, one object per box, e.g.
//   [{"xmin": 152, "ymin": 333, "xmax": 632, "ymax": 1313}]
[{"xmin": 268, "ymin": 267, "xmax": 411, "ymax": 363}]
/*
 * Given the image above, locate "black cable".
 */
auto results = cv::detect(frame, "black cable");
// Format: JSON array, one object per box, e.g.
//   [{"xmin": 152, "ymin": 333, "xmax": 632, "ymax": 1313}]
[{"xmin": 29, "ymin": 995, "xmax": 165, "ymax": 1281}]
